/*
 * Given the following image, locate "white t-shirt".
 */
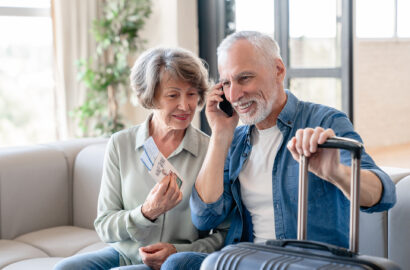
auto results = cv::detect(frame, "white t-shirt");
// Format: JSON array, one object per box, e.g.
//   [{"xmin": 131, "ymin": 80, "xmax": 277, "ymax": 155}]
[{"xmin": 239, "ymin": 125, "xmax": 283, "ymax": 243}]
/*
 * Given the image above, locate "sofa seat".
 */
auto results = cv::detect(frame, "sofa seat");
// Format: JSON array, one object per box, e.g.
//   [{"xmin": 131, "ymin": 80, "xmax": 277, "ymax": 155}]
[{"xmin": 0, "ymin": 226, "xmax": 107, "ymax": 269}]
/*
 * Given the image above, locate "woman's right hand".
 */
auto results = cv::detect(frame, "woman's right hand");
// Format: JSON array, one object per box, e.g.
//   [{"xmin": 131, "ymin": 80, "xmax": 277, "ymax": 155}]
[{"xmin": 141, "ymin": 172, "xmax": 182, "ymax": 221}]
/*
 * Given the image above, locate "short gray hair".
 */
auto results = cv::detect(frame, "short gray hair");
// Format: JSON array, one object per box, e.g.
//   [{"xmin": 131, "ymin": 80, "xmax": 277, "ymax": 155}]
[
  {"xmin": 130, "ymin": 47, "xmax": 210, "ymax": 109},
  {"xmin": 217, "ymin": 31, "xmax": 282, "ymax": 64}
]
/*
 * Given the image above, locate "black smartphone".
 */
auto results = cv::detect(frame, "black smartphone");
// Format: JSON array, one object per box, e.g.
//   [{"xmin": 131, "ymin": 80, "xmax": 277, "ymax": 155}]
[{"xmin": 218, "ymin": 93, "xmax": 234, "ymax": 117}]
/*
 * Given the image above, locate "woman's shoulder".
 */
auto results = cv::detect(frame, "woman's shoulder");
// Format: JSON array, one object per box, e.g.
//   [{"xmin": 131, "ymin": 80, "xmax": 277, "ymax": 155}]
[
  {"xmin": 189, "ymin": 125, "xmax": 210, "ymax": 145},
  {"xmin": 109, "ymin": 124, "xmax": 145, "ymax": 148}
]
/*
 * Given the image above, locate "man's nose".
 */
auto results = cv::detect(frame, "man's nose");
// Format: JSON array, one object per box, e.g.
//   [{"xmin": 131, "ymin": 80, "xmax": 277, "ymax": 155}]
[{"xmin": 226, "ymin": 82, "xmax": 242, "ymax": 103}]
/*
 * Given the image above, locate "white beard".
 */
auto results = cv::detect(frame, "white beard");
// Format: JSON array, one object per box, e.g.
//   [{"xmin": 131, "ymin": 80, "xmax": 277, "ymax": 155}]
[{"xmin": 233, "ymin": 95, "xmax": 274, "ymax": 125}]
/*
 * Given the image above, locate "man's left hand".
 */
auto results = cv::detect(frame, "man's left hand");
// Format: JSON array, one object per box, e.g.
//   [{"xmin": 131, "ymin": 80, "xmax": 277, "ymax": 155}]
[
  {"xmin": 139, "ymin": 242, "xmax": 177, "ymax": 270},
  {"xmin": 287, "ymin": 127, "xmax": 343, "ymax": 183}
]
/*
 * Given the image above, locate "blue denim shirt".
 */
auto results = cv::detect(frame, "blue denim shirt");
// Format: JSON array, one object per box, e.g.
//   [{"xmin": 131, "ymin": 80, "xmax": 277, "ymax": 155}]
[{"xmin": 190, "ymin": 90, "xmax": 396, "ymax": 249}]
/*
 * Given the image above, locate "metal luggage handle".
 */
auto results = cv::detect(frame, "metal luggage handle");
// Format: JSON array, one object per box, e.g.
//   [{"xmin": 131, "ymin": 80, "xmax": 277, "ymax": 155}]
[
  {"xmin": 297, "ymin": 136, "xmax": 364, "ymax": 254},
  {"xmin": 266, "ymin": 239, "xmax": 354, "ymax": 257}
]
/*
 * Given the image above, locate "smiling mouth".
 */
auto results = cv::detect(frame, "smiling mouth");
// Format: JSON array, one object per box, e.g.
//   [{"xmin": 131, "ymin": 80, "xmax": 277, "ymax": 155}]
[
  {"xmin": 173, "ymin": 114, "xmax": 190, "ymax": 120},
  {"xmin": 234, "ymin": 101, "xmax": 254, "ymax": 112}
]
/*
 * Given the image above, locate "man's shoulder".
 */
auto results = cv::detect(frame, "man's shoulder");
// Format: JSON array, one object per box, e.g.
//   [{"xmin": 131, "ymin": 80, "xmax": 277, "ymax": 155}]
[{"xmin": 297, "ymin": 100, "xmax": 349, "ymax": 126}]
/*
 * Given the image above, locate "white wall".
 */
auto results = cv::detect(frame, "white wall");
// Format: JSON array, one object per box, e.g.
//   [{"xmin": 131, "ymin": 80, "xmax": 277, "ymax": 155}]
[
  {"xmin": 354, "ymin": 40, "xmax": 410, "ymax": 149},
  {"xmin": 121, "ymin": 0, "xmax": 202, "ymax": 129}
]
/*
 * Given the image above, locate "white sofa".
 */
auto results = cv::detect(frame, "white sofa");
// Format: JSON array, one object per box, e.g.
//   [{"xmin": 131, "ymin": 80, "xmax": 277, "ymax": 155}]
[
  {"xmin": 0, "ymin": 138, "xmax": 108, "ymax": 269},
  {"xmin": 0, "ymin": 138, "xmax": 409, "ymax": 269}
]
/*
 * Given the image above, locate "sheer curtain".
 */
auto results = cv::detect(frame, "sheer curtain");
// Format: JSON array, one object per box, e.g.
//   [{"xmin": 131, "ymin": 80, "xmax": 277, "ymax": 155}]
[{"xmin": 52, "ymin": 0, "xmax": 101, "ymax": 139}]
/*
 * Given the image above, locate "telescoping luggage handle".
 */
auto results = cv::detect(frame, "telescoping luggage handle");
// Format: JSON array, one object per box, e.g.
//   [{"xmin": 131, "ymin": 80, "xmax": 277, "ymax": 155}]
[{"xmin": 297, "ymin": 136, "xmax": 363, "ymax": 254}]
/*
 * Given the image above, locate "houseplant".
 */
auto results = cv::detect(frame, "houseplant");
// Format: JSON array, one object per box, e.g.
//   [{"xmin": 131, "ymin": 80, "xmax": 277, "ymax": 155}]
[{"xmin": 74, "ymin": 0, "xmax": 152, "ymax": 136}]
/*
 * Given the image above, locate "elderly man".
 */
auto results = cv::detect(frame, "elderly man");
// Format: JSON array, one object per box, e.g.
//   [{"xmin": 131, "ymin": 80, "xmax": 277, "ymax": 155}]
[{"xmin": 162, "ymin": 31, "xmax": 396, "ymax": 269}]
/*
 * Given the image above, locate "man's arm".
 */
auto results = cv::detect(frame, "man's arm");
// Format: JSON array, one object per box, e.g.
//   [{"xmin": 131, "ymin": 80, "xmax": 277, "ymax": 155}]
[
  {"xmin": 287, "ymin": 127, "xmax": 382, "ymax": 207},
  {"xmin": 195, "ymin": 83, "xmax": 239, "ymax": 203}
]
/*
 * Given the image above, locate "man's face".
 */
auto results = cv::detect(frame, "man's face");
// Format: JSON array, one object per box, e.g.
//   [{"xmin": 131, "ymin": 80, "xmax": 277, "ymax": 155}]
[{"xmin": 218, "ymin": 40, "xmax": 285, "ymax": 128}]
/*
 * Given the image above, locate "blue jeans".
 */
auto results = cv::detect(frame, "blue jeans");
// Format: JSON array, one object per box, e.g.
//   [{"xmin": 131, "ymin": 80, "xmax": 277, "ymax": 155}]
[
  {"xmin": 53, "ymin": 247, "xmax": 120, "ymax": 270},
  {"xmin": 161, "ymin": 252, "xmax": 207, "ymax": 270}
]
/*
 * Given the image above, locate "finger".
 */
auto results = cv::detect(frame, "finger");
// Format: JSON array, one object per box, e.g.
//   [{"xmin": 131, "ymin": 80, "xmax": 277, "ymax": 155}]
[
  {"xmin": 318, "ymin": 128, "xmax": 335, "ymax": 144},
  {"xmin": 302, "ymin": 128, "xmax": 314, "ymax": 157},
  {"xmin": 287, "ymin": 137, "xmax": 300, "ymax": 161},
  {"xmin": 140, "ymin": 243, "xmax": 162, "ymax": 253},
  {"xmin": 157, "ymin": 173, "xmax": 172, "ymax": 195},
  {"xmin": 310, "ymin": 127, "xmax": 324, "ymax": 153},
  {"xmin": 295, "ymin": 129, "xmax": 304, "ymax": 156}
]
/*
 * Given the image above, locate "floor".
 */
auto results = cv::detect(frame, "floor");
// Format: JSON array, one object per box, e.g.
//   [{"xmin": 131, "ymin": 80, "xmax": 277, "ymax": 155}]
[{"xmin": 367, "ymin": 143, "xmax": 410, "ymax": 168}]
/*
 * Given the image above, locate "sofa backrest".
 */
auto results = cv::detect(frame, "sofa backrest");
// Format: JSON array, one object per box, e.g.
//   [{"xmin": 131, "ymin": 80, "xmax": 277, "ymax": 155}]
[
  {"xmin": 72, "ymin": 142, "xmax": 107, "ymax": 229},
  {"xmin": 0, "ymin": 138, "xmax": 108, "ymax": 240},
  {"xmin": 0, "ymin": 146, "xmax": 69, "ymax": 239}
]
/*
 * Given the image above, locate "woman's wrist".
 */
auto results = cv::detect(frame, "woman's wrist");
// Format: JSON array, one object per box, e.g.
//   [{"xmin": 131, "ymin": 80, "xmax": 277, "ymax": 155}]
[{"xmin": 141, "ymin": 203, "xmax": 157, "ymax": 222}]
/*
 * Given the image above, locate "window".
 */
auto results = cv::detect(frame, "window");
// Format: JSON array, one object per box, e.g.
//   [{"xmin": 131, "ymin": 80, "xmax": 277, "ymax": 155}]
[
  {"xmin": 0, "ymin": 0, "xmax": 55, "ymax": 147},
  {"xmin": 232, "ymin": 0, "xmax": 351, "ymax": 116},
  {"xmin": 356, "ymin": 0, "xmax": 410, "ymax": 38}
]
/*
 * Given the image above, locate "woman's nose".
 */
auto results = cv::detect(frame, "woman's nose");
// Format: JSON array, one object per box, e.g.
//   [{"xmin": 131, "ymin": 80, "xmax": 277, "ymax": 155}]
[{"xmin": 178, "ymin": 96, "xmax": 189, "ymax": 110}]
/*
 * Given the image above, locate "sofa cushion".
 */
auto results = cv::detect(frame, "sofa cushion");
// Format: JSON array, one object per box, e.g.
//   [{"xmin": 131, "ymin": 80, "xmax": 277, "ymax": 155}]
[
  {"xmin": 77, "ymin": 241, "xmax": 109, "ymax": 254},
  {"xmin": 73, "ymin": 143, "xmax": 107, "ymax": 229},
  {"xmin": 2, "ymin": 257, "xmax": 64, "ymax": 270},
  {"xmin": 0, "ymin": 146, "xmax": 69, "ymax": 239},
  {"xmin": 14, "ymin": 226, "xmax": 102, "ymax": 257},
  {"xmin": 0, "ymin": 239, "xmax": 48, "ymax": 268}
]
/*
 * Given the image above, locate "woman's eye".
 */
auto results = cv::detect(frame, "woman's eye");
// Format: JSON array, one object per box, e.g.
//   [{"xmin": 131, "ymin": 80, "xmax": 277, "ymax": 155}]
[{"xmin": 167, "ymin": 94, "xmax": 177, "ymax": 98}]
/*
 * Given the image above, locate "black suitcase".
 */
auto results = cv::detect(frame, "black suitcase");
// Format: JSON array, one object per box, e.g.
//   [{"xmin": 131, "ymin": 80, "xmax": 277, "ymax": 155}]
[{"xmin": 201, "ymin": 137, "xmax": 400, "ymax": 270}]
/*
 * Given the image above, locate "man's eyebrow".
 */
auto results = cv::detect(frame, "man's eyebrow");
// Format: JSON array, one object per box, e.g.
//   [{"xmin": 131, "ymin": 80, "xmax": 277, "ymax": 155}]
[
  {"xmin": 233, "ymin": 71, "xmax": 255, "ymax": 80},
  {"xmin": 220, "ymin": 71, "xmax": 255, "ymax": 83}
]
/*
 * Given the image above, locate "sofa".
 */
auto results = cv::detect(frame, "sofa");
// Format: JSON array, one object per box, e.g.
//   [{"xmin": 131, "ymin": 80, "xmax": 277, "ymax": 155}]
[{"xmin": 0, "ymin": 138, "xmax": 409, "ymax": 269}]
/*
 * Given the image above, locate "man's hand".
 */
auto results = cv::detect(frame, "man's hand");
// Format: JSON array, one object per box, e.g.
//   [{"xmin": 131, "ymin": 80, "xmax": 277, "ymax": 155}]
[
  {"xmin": 287, "ymin": 127, "xmax": 342, "ymax": 182},
  {"xmin": 139, "ymin": 242, "xmax": 177, "ymax": 270},
  {"xmin": 206, "ymin": 82, "xmax": 239, "ymax": 137},
  {"xmin": 287, "ymin": 127, "xmax": 382, "ymax": 207},
  {"xmin": 141, "ymin": 172, "xmax": 182, "ymax": 221}
]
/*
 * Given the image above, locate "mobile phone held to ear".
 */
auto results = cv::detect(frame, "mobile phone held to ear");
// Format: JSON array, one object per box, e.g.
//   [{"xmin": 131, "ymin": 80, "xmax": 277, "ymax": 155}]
[{"xmin": 218, "ymin": 93, "xmax": 234, "ymax": 117}]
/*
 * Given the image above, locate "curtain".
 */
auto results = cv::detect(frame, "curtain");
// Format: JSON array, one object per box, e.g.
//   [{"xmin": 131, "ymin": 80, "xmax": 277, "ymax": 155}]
[{"xmin": 52, "ymin": 0, "xmax": 101, "ymax": 139}]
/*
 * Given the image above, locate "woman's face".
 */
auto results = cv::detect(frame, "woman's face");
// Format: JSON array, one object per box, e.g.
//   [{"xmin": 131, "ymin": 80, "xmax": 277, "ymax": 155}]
[{"xmin": 152, "ymin": 73, "xmax": 199, "ymax": 131}]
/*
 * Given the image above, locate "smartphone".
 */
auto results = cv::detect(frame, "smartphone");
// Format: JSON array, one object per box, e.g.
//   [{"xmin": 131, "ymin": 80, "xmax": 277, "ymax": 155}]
[{"xmin": 218, "ymin": 93, "xmax": 234, "ymax": 117}]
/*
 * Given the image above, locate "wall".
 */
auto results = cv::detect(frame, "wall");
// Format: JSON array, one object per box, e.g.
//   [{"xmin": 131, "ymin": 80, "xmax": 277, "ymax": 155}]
[
  {"xmin": 354, "ymin": 40, "xmax": 410, "ymax": 149},
  {"xmin": 121, "ymin": 0, "xmax": 202, "ymax": 129}
]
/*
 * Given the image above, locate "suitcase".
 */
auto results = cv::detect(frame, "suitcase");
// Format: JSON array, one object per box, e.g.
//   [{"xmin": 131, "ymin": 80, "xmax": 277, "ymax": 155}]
[{"xmin": 201, "ymin": 137, "xmax": 400, "ymax": 270}]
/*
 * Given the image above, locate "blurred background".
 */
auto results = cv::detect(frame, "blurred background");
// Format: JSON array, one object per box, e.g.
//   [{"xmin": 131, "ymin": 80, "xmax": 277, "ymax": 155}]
[{"xmin": 0, "ymin": 0, "xmax": 409, "ymax": 167}]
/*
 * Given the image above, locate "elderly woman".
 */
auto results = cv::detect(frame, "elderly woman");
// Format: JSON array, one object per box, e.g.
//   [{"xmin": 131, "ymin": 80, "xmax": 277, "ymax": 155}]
[{"xmin": 54, "ymin": 47, "xmax": 226, "ymax": 270}]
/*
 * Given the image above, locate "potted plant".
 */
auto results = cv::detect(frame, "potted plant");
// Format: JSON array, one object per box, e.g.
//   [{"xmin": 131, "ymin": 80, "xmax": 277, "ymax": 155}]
[{"xmin": 74, "ymin": 0, "xmax": 152, "ymax": 136}]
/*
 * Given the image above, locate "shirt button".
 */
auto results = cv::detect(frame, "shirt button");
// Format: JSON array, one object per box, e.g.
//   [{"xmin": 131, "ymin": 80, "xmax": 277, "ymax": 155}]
[
  {"xmin": 234, "ymin": 238, "xmax": 239, "ymax": 243},
  {"xmin": 242, "ymin": 153, "xmax": 248, "ymax": 157}
]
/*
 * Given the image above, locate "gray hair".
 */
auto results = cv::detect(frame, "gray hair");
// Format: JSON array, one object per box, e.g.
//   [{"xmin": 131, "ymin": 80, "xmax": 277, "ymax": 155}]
[
  {"xmin": 217, "ymin": 31, "xmax": 282, "ymax": 64},
  {"xmin": 130, "ymin": 47, "xmax": 210, "ymax": 109}
]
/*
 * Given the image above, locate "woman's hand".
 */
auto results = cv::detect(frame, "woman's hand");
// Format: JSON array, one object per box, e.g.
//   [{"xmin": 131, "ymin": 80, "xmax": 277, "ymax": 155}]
[
  {"xmin": 141, "ymin": 172, "xmax": 182, "ymax": 221},
  {"xmin": 139, "ymin": 242, "xmax": 177, "ymax": 270}
]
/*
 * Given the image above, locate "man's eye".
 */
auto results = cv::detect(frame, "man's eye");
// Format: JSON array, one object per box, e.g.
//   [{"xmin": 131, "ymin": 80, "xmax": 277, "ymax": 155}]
[{"xmin": 239, "ymin": 76, "xmax": 251, "ymax": 83}]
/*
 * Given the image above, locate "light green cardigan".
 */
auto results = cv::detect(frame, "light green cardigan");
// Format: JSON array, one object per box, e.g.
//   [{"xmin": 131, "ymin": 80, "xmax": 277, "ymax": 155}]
[{"xmin": 94, "ymin": 115, "xmax": 226, "ymax": 265}]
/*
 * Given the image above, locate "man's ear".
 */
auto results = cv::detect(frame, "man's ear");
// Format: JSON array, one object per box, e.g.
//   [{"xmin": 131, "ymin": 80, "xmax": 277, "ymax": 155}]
[{"xmin": 275, "ymin": 58, "xmax": 286, "ymax": 83}]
